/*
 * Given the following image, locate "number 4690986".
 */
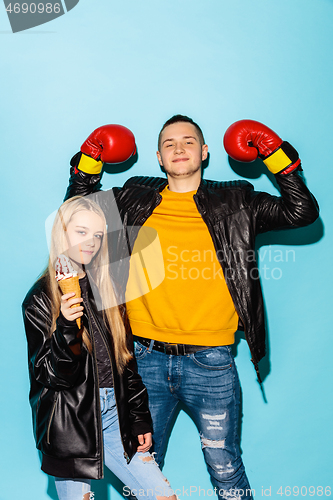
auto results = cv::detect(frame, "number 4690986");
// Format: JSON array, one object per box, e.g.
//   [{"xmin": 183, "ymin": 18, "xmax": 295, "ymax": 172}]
[
  {"xmin": 6, "ymin": 3, "xmax": 61, "ymax": 14},
  {"xmin": 277, "ymin": 486, "xmax": 331, "ymax": 496}
]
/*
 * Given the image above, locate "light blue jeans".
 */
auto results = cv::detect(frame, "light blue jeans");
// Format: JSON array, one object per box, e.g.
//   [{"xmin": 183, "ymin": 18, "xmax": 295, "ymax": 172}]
[
  {"xmin": 54, "ymin": 388, "xmax": 174, "ymax": 500},
  {"xmin": 135, "ymin": 342, "xmax": 254, "ymax": 500}
]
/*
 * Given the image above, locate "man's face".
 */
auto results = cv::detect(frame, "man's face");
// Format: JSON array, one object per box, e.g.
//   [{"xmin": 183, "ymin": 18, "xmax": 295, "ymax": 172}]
[{"xmin": 157, "ymin": 122, "xmax": 208, "ymax": 181}]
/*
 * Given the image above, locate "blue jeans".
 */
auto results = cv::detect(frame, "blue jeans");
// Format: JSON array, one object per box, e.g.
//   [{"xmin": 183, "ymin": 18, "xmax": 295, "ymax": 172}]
[
  {"xmin": 135, "ymin": 342, "xmax": 253, "ymax": 500},
  {"xmin": 55, "ymin": 388, "xmax": 174, "ymax": 500}
]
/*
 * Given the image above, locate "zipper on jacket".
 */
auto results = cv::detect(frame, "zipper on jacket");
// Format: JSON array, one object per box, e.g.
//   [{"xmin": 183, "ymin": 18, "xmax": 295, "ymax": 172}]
[
  {"xmin": 200, "ymin": 208, "xmax": 262, "ymax": 381},
  {"xmin": 84, "ymin": 293, "xmax": 105, "ymax": 477},
  {"xmin": 106, "ymin": 340, "xmax": 131, "ymax": 465},
  {"xmin": 46, "ymin": 392, "xmax": 59, "ymax": 445},
  {"xmin": 193, "ymin": 193, "xmax": 257, "ymax": 368},
  {"xmin": 84, "ymin": 293, "xmax": 132, "ymax": 464},
  {"xmin": 95, "ymin": 309, "xmax": 129, "ymax": 461},
  {"xmin": 193, "ymin": 193, "xmax": 248, "ymax": 326}
]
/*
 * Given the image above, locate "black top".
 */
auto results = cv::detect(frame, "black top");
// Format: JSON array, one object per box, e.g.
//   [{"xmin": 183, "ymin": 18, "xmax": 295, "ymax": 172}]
[{"xmin": 80, "ymin": 274, "xmax": 113, "ymax": 388}]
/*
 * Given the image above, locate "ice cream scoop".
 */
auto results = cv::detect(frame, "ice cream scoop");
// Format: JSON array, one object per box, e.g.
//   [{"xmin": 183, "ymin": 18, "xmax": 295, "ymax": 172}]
[{"xmin": 55, "ymin": 254, "xmax": 81, "ymax": 329}]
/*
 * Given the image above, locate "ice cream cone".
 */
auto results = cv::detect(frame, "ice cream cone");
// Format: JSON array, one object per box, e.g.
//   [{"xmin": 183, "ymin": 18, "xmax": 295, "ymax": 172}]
[{"xmin": 58, "ymin": 275, "xmax": 82, "ymax": 329}]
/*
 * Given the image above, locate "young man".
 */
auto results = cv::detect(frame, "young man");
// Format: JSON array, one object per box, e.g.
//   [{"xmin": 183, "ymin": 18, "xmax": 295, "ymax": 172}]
[{"xmin": 65, "ymin": 115, "xmax": 319, "ymax": 500}]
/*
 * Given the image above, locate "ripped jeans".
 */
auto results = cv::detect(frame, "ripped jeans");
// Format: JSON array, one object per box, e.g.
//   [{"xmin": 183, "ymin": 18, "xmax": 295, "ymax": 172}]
[
  {"xmin": 135, "ymin": 342, "xmax": 253, "ymax": 500},
  {"xmin": 54, "ymin": 388, "xmax": 174, "ymax": 500}
]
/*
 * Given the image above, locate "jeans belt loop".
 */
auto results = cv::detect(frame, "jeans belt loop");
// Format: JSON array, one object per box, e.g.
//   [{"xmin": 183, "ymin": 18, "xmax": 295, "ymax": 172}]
[{"xmin": 148, "ymin": 339, "xmax": 155, "ymax": 353}]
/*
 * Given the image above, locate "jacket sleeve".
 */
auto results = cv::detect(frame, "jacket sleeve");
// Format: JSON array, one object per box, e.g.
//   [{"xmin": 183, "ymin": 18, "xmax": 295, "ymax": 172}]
[
  {"xmin": 64, "ymin": 166, "xmax": 124, "ymax": 227},
  {"xmin": 246, "ymin": 168, "xmax": 319, "ymax": 234},
  {"xmin": 64, "ymin": 165, "xmax": 103, "ymax": 201},
  {"xmin": 23, "ymin": 289, "xmax": 84, "ymax": 390}
]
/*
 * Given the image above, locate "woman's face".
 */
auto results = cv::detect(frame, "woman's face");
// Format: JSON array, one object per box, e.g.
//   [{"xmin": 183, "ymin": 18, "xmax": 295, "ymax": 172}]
[{"xmin": 65, "ymin": 210, "xmax": 105, "ymax": 266}]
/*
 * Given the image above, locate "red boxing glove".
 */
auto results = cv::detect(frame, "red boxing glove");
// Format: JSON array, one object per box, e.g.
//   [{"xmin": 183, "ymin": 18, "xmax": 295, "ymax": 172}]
[
  {"xmin": 223, "ymin": 119, "xmax": 301, "ymax": 175},
  {"xmin": 74, "ymin": 124, "xmax": 136, "ymax": 175}
]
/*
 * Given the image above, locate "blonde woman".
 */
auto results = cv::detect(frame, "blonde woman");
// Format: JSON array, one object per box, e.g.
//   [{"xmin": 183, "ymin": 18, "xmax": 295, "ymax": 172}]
[{"xmin": 22, "ymin": 196, "xmax": 176, "ymax": 500}]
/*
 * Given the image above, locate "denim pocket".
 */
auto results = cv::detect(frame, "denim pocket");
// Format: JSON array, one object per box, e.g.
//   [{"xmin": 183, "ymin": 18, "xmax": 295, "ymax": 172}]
[
  {"xmin": 134, "ymin": 341, "xmax": 149, "ymax": 360},
  {"xmin": 191, "ymin": 346, "xmax": 232, "ymax": 370}
]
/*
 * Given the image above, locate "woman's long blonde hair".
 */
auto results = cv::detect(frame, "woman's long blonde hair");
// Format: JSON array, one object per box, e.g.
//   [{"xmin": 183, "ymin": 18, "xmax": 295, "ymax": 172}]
[{"xmin": 43, "ymin": 196, "xmax": 132, "ymax": 373}]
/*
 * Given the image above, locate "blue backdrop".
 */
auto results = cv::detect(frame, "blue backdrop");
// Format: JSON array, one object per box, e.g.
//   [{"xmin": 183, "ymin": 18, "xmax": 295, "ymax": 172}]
[{"xmin": 0, "ymin": 1, "xmax": 331, "ymax": 499}]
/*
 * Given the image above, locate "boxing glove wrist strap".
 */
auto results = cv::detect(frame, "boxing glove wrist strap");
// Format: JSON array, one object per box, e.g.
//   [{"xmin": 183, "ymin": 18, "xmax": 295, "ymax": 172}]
[
  {"xmin": 263, "ymin": 141, "xmax": 299, "ymax": 174},
  {"xmin": 77, "ymin": 153, "xmax": 103, "ymax": 174}
]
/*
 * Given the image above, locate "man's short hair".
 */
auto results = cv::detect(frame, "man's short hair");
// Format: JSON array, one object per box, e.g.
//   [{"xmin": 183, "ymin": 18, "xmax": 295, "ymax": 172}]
[{"xmin": 158, "ymin": 114, "xmax": 205, "ymax": 151}]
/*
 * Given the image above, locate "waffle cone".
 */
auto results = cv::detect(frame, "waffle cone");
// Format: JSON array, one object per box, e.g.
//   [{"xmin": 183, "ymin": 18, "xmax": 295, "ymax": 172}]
[{"xmin": 58, "ymin": 276, "xmax": 82, "ymax": 329}]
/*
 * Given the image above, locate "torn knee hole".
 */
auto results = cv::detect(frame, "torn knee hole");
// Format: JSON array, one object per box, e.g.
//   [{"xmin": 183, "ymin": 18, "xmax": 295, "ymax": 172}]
[{"xmin": 200, "ymin": 436, "xmax": 225, "ymax": 449}]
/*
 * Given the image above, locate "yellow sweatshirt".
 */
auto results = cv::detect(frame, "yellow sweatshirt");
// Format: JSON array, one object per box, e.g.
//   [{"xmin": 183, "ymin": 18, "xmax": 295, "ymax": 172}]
[{"xmin": 125, "ymin": 187, "xmax": 238, "ymax": 346}]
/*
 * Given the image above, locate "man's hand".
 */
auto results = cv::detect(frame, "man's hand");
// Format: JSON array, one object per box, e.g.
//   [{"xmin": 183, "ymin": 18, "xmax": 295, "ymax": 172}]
[
  {"xmin": 73, "ymin": 124, "xmax": 137, "ymax": 175},
  {"xmin": 223, "ymin": 119, "xmax": 301, "ymax": 175},
  {"xmin": 60, "ymin": 292, "xmax": 84, "ymax": 323},
  {"xmin": 136, "ymin": 432, "xmax": 152, "ymax": 453}
]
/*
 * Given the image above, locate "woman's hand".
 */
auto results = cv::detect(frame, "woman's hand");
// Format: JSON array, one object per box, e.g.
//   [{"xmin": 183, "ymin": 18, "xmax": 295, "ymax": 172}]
[
  {"xmin": 60, "ymin": 293, "xmax": 84, "ymax": 323},
  {"xmin": 136, "ymin": 432, "xmax": 152, "ymax": 453}
]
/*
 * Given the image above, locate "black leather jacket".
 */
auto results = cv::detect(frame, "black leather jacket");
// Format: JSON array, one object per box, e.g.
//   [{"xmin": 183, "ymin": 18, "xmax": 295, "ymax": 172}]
[
  {"xmin": 65, "ymin": 166, "xmax": 319, "ymax": 379},
  {"xmin": 22, "ymin": 275, "xmax": 152, "ymax": 479}
]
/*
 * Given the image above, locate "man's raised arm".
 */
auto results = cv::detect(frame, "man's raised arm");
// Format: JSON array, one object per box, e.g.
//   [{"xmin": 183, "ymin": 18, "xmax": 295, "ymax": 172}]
[
  {"xmin": 223, "ymin": 119, "xmax": 319, "ymax": 232},
  {"xmin": 64, "ymin": 124, "xmax": 136, "ymax": 201}
]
